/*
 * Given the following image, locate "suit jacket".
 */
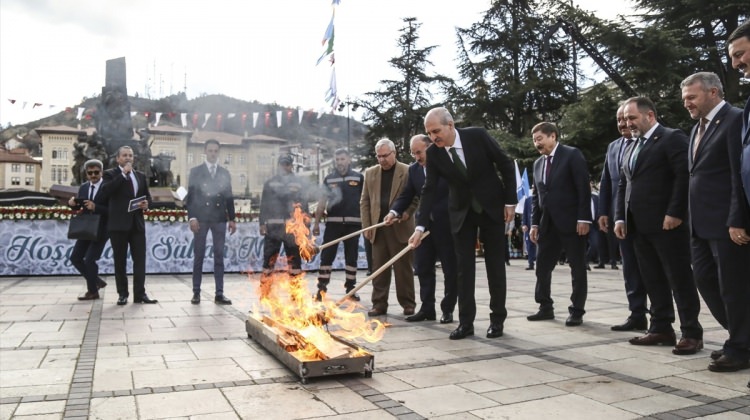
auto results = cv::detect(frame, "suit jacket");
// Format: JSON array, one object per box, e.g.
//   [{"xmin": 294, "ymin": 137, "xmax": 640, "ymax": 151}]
[
  {"xmin": 360, "ymin": 161, "xmax": 415, "ymax": 243},
  {"xmin": 73, "ymin": 180, "xmax": 109, "ymax": 241},
  {"xmin": 417, "ymin": 127, "xmax": 517, "ymax": 233},
  {"xmin": 531, "ymin": 144, "xmax": 591, "ymax": 234},
  {"xmin": 599, "ymin": 137, "xmax": 633, "ymax": 219},
  {"xmin": 615, "ymin": 125, "xmax": 689, "ymax": 234},
  {"xmin": 742, "ymin": 97, "xmax": 750, "ymax": 207},
  {"xmin": 100, "ymin": 167, "xmax": 152, "ymax": 232},
  {"xmin": 185, "ymin": 163, "xmax": 235, "ymax": 223},
  {"xmin": 688, "ymin": 102, "xmax": 749, "ymax": 238},
  {"xmin": 391, "ymin": 162, "xmax": 450, "ymax": 225}
]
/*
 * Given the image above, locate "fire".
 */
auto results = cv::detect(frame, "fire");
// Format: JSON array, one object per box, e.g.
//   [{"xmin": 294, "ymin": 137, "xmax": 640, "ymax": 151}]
[
  {"xmin": 252, "ymin": 270, "xmax": 385, "ymax": 359},
  {"xmin": 285, "ymin": 204, "xmax": 316, "ymax": 262}
]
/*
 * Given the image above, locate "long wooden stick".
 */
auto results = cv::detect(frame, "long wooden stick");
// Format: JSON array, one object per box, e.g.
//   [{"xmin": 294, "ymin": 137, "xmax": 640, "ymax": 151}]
[
  {"xmin": 335, "ymin": 231, "xmax": 430, "ymax": 306},
  {"xmin": 317, "ymin": 221, "xmax": 389, "ymax": 251}
]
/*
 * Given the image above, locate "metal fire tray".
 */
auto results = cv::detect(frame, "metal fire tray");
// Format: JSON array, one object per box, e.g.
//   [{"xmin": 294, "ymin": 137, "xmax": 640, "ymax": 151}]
[{"xmin": 245, "ymin": 313, "xmax": 374, "ymax": 384}]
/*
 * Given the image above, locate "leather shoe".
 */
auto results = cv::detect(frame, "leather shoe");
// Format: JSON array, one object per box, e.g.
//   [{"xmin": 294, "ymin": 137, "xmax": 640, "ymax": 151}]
[
  {"xmin": 525, "ymin": 265, "xmax": 534, "ymax": 270},
  {"xmin": 710, "ymin": 349, "xmax": 723, "ymax": 360},
  {"xmin": 214, "ymin": 295, "xmax": 232, "ymax": 305},
  {"xmin": 593, "ymin": 263, "xmax": 606, "ymax": 269},
  {"xmin": 367, "ymin": 308, "xmax": 386, "ymax": 317},
  {"xmin": 117, "ymin": 295, "xmax": 127, "ymax": 305},
  {"xmin": 486, "ymin": 324, "xmax": 503, "ymax": 338},
  {"xmin": 405, "ymin": 311, "xmax": 436, "ymax": 322},
  {"xmin": 439, "ymin": 312, "xmax": 454, "ymax": 324},
  {"xmin": 628, "ymin": 331, "xmax": 676, "ymax": 346},
  {"xmin": 346, "ymin": 293, "xmax": 361, "ymax": 302},
  {"xmin": 449, "ymin": 324, "xmax": 474, "ymax": 340},
  {"xmin": 96, "ymin": 278, "xmax": 107, "ymax": 289},
  {"xmin": 708, "ymin": 355, "xmax": 750, "ymax": 372},
  {"xmin": 403, "ymin": 307, "xmax": 415, "ymax": 316},
  {"xmin": 565, "ymin": 314, "xmax": 583, "ymax": 327},
  {"xmin": 527, "ymin": 310, "xmax": 554, "ymax": 321},
  {"xmin": 611, "ymin": 263, "xmax": 619, "ymax": 270},
  {"xmin": 191, "ymin": 293, "xmax": 200, "ymax": 304},
  {"xmin": 78, "ymin": 291, "xmax": 100, "ymax": 301},
  {"xmin": 134, "ymin": 294, "xmax": 158, "ymax": 304},
  {"xmin": 672, "ymin": 338, "xmax": 703, "ymax": 355},
  {"xmin": 611, "ymin": 317, "xmax": 648, "ymax": 331}
]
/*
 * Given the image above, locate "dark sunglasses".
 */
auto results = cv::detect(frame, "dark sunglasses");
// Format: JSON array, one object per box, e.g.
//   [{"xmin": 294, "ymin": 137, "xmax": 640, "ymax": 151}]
[{"xmin": 87, "ymin": 170, "xmax": 101, "ymax": 175}]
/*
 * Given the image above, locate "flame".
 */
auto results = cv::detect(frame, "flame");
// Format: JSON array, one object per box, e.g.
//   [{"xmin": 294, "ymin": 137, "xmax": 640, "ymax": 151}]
[
  {"xmin": 285, "ymin": 204, "xmax": 316, "ymax": 262},
  {"xmin": 253, "ymin": 270, "xmax": 385, "ymax": 359}
]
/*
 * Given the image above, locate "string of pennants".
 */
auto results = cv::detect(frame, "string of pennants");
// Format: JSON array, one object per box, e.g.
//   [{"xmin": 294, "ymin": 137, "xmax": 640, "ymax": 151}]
[
  {"xmin": 7, "ymin": 99, "xmax": 329, "ymax": 130},
  {"xmin": 318, "ymin": 0, "xmax": 341, "ymax": 112}
]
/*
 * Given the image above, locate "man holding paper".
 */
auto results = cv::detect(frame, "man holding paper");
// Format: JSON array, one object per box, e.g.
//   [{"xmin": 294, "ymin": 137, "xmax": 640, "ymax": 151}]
[{"xmin": 101, "ymin": 145, "xmax": 156, "ymax": 305}]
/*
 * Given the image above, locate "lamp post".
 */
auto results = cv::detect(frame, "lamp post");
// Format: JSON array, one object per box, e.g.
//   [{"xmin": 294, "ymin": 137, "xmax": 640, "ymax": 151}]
[{"xmin": 337, "ymin": 97, "xmax": 359, "ymax": 152}]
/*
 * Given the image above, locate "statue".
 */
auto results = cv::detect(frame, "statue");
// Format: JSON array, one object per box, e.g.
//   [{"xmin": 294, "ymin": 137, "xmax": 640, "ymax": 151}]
[{"xmin": 151, "ymin": 153, "xmax": 176, "ymax": 187}]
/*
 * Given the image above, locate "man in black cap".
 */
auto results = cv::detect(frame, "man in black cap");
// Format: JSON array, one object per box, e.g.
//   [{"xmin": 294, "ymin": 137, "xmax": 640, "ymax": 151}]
[{"xmin": 259, "ymin": 155, "xmax": 309, "ymax": 280}]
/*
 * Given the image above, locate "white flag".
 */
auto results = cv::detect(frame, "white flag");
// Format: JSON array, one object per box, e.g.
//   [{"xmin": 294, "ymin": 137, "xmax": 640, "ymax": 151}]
[
  {"xmin": 130, "ymin": 111, "xmax": 137, "ymax": 117},
  {"xmin": 202, "ymin": 113, "xmax": 211, "ymax": 128},
  {"xmin": 252, "ymin": 112, "xmax": 259, "ymax": 128},
  {"xmin": 298, "ymin": 109, "xmax": 303, "ymax": 124},
  {"xmin": 276, "ymin": 111, "xmax": 282, "ymax": 127},
  {"xmin": 155, "ymin": 112, "xmax": 163, "ymax": 126},
  {"xmin": 180, "ymin": 113, "xmax": 187, "ymax": 128},
  {"xmin": 76, "ymin": 107, "xmax": 85, "ymax": 120},
  {"xmin": 227, "ymin": 113, "xmax": 236, "ymax": 119}
]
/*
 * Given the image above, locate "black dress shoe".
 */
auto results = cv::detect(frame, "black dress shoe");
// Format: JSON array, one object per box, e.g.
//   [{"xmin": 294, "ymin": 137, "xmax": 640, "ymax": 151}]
[
  {"xmin": 78, "ymin": 291, "xmax": 100, "ymax": 301},
  {"xmin": 405, "ymin": 311, "xmax": 436, "ymax": 322},
  {"xmin": 611, "ymin": 317, "xmax": 648, "ymax": 331},
  {"xmin": 117, "ymin": 295, "xmax": 127, "ymax": 305},
  {"xmin": 449, "ymin": 324, "xmax": 474, "ymax": 340},
  {"xmin": 565, "ymin": 314, "xmax": 583, "ymax": 326},
  {"xmin": 525, "ymin": 265, "xmax": 534, "ymax": 270},
  {"xmin": 403, "ymin": 307, "xmax": 415, "ymax": 316},
  {"xmin": 710, "ymin": 349, "xmax": 723, "ymax": 360},
  {"xmin": 527, "ymin": 310, "xmax": 554, "ymax": 321},
  {"xmin": 345, "ymin": 289, "xmax": 361, "ymax": 301},
  {"xmin": 96, "ymin": 278, "xmax": 107, "ymax": 289},
  {"xmin": 134, "ymin": 294, "xmax": 158, "ymax": 304},
  {"xmin": 708, "ymin": 355, "xmax": 750, "ymax": 372},
  {"xmin": 610, "ymin": 263, "xmax": 619, "ymax": 270},
  {"xmin": 486, "ymin": 324, "xmax": 503, "ymax": 338},
  {"xmin": 191, "ymin": 293, "xmax": 200, "ymax": 304},
  {"xmin": 629, "ymin": 331, "xmax": 677, "ymax": 346},
  {"xmin": 439, "ymin": 312, "xmax": 454, "ymax": 324},
  {"xmin": 214, "ymin": 295, "xmax": 232, "ymax": 305},
  {"xmin": 593, "ymin": 263, "xmax": 606, "ymax": 269}
]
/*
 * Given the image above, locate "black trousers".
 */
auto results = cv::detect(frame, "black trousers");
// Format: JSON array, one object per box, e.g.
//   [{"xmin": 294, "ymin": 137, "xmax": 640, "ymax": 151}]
[
  {"xmin": 452, "ymin": 210, "xmax": 507, "ymax": 326},
  {"xmin": 109, "ymin": 230, "xmax": 146, "ymax": 299},
  {"xmin": 316, "ymin": 223, "xmax": 360, "ymax": 291},
  {"xmin": 263, "ymin": 224, "xmax": 301, "ymax": 273},
  {"xmin": 534, "ymin": 224, "xmax": 588, "ymax": 316},
  {"xmin": 70, "ymin": 237, "xmax": 108, "ymax": 293},
  {"xmin": 415, "ymin": 217, "xmax": 458, "ymax": 315}
]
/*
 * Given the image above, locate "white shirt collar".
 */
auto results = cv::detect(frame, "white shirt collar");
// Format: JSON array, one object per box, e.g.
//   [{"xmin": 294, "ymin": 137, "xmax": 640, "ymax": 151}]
[{"xmin": 703, "ymin": 100, "xmax": 725, "ymax": 124}]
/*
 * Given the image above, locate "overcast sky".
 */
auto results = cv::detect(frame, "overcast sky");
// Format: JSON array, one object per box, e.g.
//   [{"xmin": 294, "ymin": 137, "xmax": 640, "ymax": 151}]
[{"xmin": 0, "ymin": 0, "xmax": 633, "ymax": 127}]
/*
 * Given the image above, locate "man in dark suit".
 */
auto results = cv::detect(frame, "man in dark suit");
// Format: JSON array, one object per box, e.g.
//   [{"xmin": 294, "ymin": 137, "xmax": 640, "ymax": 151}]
[
  {"xmin": 681, "ymin": 71, "xmax": 750, "ymax": 372},
  {"xmin": 521, "ymin": 191, "xmax": 536, "ymax": 270},
  {"xmin": 68, "ymin": 159, "xmax": 108, "ymax": 300},
  {"xmin": 101, "ymin": 145, "xmax": 157, "ymax": 305},
  {"xmin": 527, "ymin": 122, "xmax": 591, "ymax": 327},
  {"xmin": 186, "ymin": 139, "xmax": 236, "ymax": 305},
  {"xmin": 728, "ymin": 21, "xmax": 750, "ymax": 211},
  {"xmin": 598, "ymin": 104, "xmax": 649, "ymax": 331},
  {"xmin": 385, "ymin": 135, "xmax": 458, "ymax": 323},
  {"xmin": 614, "ymin": 96, "xmax": 702, "ymax": 355},
  {"xmin": 409, "ymin": 107, "xmax": 516, "ymax": 340}
]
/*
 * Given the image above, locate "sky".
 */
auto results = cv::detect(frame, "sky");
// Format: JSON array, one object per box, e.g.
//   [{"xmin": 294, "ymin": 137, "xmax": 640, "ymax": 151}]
[{"xmin": 0, "ymin": 0, "xmax": 633, "ymax": 128}]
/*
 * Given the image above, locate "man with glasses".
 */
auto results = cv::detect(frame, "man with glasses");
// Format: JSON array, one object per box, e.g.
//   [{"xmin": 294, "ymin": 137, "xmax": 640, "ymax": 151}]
[
  {"xmin": 68, "ymin": 159, "xmax": 108, "ymax": 300},
  {"xmin": 361, "ymin": 139, "xmax": 417, "ymax": 317}
]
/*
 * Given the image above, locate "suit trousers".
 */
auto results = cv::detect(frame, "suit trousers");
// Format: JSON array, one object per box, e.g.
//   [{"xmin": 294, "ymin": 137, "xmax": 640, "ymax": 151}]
[
  {"xmin": 109, "ymin": 230, "xmax": 147, "ymax": 299},
  {"xmin": 453, "ymin": 210, "xmax": 508, "ymax": 326},
  {"xmin": 618, "ymin": 232, "xmax": 648, "ymax": 317},
  {"xmin": 534, "ymin": 225, "xmax": 588, "ymax": 316},
  {"xmin": 370, "ymin": 226, "xmax": 415, "ymax": 312},
  {"xmin": 413, "ymin": 218, "xmax": 458, "ymax": 316},
  {"xmin": 692, "ymin": 235, "xmax": 750, "ymax": 360},
  {"xmin": 262, "ymin": 224, "xmax": 302, "ymax": 273},
  {"xmin": 70, "ymin": 238, "xmax": 107, "ymax": 293},
  {"xmin": 192, "ymin": 221, "xmax": 227, "ymax": 295},
  {"xmin": 317, "ymin": 223, "xmax": 361, "ymax": 291},
  {"xmin": 632, "ymin": 224, "xmax": 702, "ymax": 339}
]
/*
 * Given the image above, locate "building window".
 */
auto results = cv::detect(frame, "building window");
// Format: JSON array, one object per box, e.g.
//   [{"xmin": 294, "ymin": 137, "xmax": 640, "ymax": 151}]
[
  {"xmin": 239, "ymin": 155, "xmax": 246, "ymax": 165},
  {"xmin": 52, "ymin": 150, "xmax": 58, "ymax": 159},
  {"xmin": 239, "ymin": 174, "xmax": 246, "ymax": 185},
  {"xmin": 11, "ymin": 164, "xmax": 20, "ymax": 172},
  {"xmin": 25, "ymin": 177, "xmax": 33, "ymax": 186},
  {"xmin": 26, "ymin": 164, "xmax": 34, "ymax": 173},
  {"xmin": 11, "ymin": 177, "xmax": 20, "ymax": 186},
  {"xmin": 187, "ymin": 153, "xmax": 194, "ymax": 164}
]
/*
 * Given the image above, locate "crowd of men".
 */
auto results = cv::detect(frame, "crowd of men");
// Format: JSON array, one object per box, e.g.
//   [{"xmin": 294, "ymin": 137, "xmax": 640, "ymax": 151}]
[{"xmin": 67, "ymin": 21, "xmax": 750, "ymax": 379}]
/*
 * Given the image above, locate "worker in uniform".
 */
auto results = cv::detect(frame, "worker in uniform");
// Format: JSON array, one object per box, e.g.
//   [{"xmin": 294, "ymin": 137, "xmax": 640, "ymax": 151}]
[
  {"xmin": 313, "ymin": 148, "xmax": 364, "ymax": 301},
  {"xmin": 259, "ymin": 155, "xmax": 309, "ymax": 280}
]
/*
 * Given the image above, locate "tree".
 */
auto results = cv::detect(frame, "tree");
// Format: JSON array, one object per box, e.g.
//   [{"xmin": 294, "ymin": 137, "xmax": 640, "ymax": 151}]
[{"xmin": 356, "ymin": 17, "xmax": 451, "ymax": 167}]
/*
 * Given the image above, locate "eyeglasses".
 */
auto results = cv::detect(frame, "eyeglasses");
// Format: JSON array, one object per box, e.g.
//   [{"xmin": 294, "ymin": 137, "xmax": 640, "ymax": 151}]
[
  {"xmin": 376, "ymin": 151, "xmax": 394, "ymax": 159},
  {"xmin": 86, "ymin": 170, "xmax": 101, "ymax": 175}
]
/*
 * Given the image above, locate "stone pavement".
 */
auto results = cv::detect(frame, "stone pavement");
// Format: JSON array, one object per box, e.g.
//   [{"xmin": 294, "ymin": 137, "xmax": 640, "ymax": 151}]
[{"xmin": 1, "ymin": 262, "xmax": 748, "ymax": 419}]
